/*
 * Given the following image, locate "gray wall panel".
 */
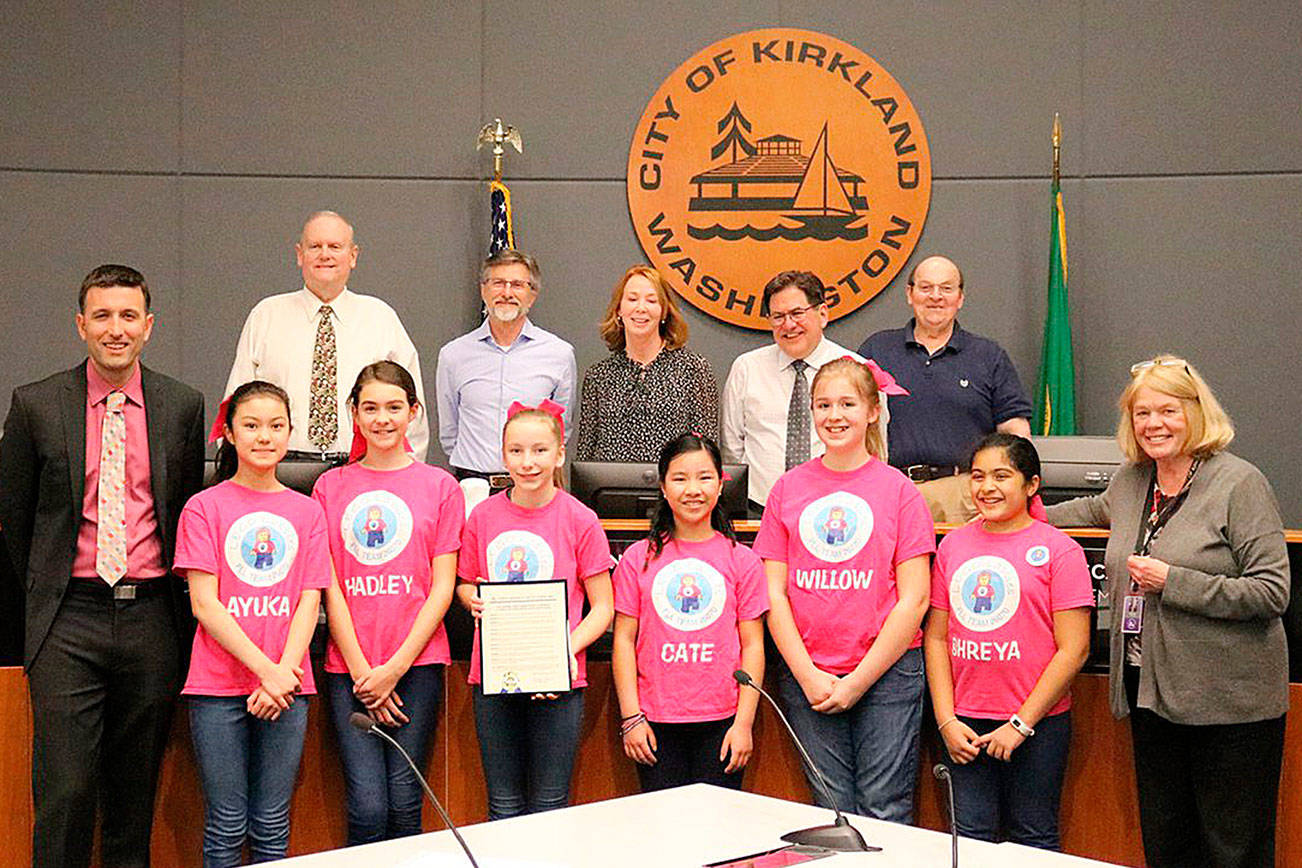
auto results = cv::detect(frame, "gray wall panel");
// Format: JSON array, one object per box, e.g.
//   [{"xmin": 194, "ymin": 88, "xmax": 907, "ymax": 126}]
[
  {"xmin": 180, "ymin": 1, "xmax": 482, "ymax": 177},
  {"xmin": 0, "ymin": 1, "xmax": 181, "ymax": 171},
  {"xmin": 481, "ymin": 0, "xmax": 782, "ymax": 180},
  {"xmin": 0, "ymin": 171, "xmax": 182, "ymax": 419},
  {"xmin": 785, "ymin": 0, "xmax": 1084, "ymax": 179},
  {"xmin": 1082, "ymin": 0, "xmax": 1302, "ymax": 175}
]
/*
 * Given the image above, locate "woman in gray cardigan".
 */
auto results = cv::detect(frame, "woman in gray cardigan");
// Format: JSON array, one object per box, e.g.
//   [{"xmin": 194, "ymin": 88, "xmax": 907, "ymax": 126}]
[{"xmin": 1046, "ymin": 355, "xmax": 1288, "ymax": 868}]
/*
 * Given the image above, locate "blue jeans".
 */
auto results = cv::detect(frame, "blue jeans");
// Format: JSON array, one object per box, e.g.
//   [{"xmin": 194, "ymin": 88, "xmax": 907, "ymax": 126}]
[
  {"xmin": 775, "ymin": 647, "xmax": 924, "ymax": 823},
  {"xmin": 472, "ymin": 688, "xmax": 584, "ymax": 820},
  {"xmin": 947, "ymin": 712, "xmax": 1071, "ymax": 850},
  {"xmin": 325, "ymin": 665, "xmax": 444, "ymax": 845},
  {"xmin": 189, "ymin": 696, "xmax": 309, "ymax": 867}
]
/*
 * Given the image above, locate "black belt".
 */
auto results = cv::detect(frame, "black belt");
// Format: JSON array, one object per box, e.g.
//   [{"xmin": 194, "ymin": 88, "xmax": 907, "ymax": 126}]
[
  {"xmin": 71, "ymin": 577, "xmax": 171, "ymax": 601},
  {"xmin": 904, "ymin": 464, "xmax": 962, "ymax": 483},
  {"xmin": 283, "ymin": 450, "xmax": 350, "ymax": 467},
  {"xmin": 453, "ymin": 467, "xmax": 513, "ymax": 491}
]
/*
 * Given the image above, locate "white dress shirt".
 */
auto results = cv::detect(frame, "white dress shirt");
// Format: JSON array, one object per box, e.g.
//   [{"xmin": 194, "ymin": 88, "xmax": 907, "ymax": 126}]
[
  {"xmin": 720, "ymin": 337, "xmax": 862, "ymax": 506},
  {"xmin": 224, "ymin": 287, "xmax": 429, "ymax": 458}
]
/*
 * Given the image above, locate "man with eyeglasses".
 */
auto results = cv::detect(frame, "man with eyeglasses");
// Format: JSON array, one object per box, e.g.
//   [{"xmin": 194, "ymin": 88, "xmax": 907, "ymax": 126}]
[
  {"xmin": 721, "ymin": 270, "xmax": 862, "ymax": 508},
  {"xmin": 858, "ymin": 255, "xmax": 1031, "ymax": 522},
  {"xmin": 435, "ymin": 248, "xmax": 575, "ymax": 487},
  {"xmin": 225, "ymin": 210, "xmax": 430, "ymax": 462}
]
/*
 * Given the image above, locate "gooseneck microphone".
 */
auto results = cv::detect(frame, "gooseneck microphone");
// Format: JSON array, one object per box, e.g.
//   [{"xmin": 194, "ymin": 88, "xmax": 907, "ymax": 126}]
[
  {"xmin": 349, "ymin": 712, "xmax": 480, "ymax": 868},
  {"xmin": 933, "ymin": 763, "xmax": 958, "ymax": 868},
  {"xmin": 732, "ymin": 670, "xmax": 875, "ymax": 852}
]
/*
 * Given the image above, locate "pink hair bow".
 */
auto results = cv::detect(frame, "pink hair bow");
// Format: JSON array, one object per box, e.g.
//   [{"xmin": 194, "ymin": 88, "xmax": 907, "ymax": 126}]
[
  {"xmin": 208, "ymin": 396, "xmax": 232, "ymax": 444},
  {"xmin": 507, "ymin": 398, "xmax": 566, "ymax": 439},
  {"xmin": 348, "ymin": 422, "xmax": 415, "ymax": 462},
  {"xmin": 841, "ymin": 355, "xmax": 909, "ymax": 396}
]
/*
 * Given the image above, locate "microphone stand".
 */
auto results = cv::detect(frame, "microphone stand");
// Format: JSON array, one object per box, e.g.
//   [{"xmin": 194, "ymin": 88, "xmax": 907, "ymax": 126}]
[
  {"xmin": 349, "ymin": 712, "xmax": 480, "ymax": 868},
  {"xmin": 934, "ymin": 763, "xmax": 958, "ymax": 868},
  {"xmin": 733, "ymin": 670, "xmax": 876, "ymax": 852}
]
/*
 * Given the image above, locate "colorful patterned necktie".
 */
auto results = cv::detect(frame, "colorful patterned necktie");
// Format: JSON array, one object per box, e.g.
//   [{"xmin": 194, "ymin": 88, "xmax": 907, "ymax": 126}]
[
  {"xmin": 309, "ymin": 304, "xmax": 338, "ymax": 452},
  {"xmin": 96, "ymin": 390, "xmax": 128, "ymax": 585},
  {"xmin": 785, "ymin": 359, "xmax": 811, "ymax": 471}
]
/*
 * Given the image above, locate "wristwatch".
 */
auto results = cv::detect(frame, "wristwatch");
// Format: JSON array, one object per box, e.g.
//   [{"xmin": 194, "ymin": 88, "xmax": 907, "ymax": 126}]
[{"xmin": 1009, "ymin": 714, "xmax": 1035, "ymax": 738}]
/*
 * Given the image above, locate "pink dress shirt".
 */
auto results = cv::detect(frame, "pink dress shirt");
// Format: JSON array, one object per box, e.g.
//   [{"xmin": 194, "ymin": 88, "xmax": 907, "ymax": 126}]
[{"xmin": 71, "ymin": 362, "xmax": 165, "ymax": 580}]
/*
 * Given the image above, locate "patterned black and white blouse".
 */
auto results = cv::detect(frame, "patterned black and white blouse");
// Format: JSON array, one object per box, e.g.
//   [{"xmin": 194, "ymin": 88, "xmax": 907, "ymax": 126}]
[{"xmin": 575, "ymin": 346, "xmax": 719, "ymax": 462}]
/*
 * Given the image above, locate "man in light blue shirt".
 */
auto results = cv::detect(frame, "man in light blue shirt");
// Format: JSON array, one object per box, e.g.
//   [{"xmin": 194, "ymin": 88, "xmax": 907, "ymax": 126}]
[{"xmin": 436, "ymin": 249, "xmax": 576, "ymax": 480}]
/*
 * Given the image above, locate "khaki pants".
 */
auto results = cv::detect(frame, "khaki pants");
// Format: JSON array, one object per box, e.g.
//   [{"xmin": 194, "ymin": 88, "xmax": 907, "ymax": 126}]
[{"xmin": 915, "ymin": 473, "xmax": 977, "ymax": 524}]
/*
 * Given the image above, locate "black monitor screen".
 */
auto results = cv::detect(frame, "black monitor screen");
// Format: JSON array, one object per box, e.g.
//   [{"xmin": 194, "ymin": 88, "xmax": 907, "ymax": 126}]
[{"xmin": 569, "ymin": 462, "xmax": 750, "ymax": 520}]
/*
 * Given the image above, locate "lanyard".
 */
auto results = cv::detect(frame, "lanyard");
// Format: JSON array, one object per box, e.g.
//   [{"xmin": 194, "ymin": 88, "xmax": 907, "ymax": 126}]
[{"xmin": 1131, "ymin": 459, "xmax": 1200, "ymax": 561}]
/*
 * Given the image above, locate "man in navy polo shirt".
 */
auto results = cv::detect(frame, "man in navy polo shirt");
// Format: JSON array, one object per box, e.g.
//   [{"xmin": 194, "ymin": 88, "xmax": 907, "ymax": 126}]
[{"xmin": 858, "ymin": 255, "xmax": 1031, "ymax": 522}]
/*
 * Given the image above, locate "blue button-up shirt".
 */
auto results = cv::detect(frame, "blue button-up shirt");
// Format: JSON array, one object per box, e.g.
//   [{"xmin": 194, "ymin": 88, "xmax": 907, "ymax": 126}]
[
  {"xmin": 435, "ymin": 318, "xmax": 576, "ymax": 472},
  {"xmin": 858, "ymin": 320, "xmax": 1031, "ymax": 469}
]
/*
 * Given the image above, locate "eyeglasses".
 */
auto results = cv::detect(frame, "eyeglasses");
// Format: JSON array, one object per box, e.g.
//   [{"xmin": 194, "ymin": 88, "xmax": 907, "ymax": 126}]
[
  {"xmin": 1129, "ymin": 358, "xmax": 1190, "ymax": 376},
  {"xmin": 483, "ymin": 278, "xmax": 533, "ymax": 292},
  {"xmin": 767, "ymin": 304, "xmax": 820, "ymax": 326},
  {"xmin": 910, "ymin": 283, "xmax": 961, "ymax": 297}
]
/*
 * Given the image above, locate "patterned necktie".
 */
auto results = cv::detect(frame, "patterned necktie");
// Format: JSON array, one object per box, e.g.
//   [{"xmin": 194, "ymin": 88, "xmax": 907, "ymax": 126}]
[
  {"xmin": 96, "ymin": 391, "xmax": 128, "ymax": 585},
  {"xmin": 785, "ymin": 359, "xmax": 811, "ymax": 471},
  {"xmin": 309, "ymin": 304, "xmax": 338, "ymax": 452}
]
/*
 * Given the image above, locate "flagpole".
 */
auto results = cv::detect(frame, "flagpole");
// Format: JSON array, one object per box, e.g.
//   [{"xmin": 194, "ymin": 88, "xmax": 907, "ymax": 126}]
[{"xmin": 1052, "ymin": 112, "xmax": 1061, "ymax": 187}]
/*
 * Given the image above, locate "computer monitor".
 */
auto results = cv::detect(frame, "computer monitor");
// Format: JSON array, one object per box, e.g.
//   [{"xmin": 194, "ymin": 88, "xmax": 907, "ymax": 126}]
[{"xmin": 569, "ymin": 462, "xmax": 750, "ymax": 520}]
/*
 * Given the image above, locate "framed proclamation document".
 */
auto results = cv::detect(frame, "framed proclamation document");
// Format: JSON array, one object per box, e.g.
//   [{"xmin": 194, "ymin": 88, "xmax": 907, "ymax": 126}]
[{"xmin": 478, "ymin": 580, "xmax": 572, "ymax": 694}]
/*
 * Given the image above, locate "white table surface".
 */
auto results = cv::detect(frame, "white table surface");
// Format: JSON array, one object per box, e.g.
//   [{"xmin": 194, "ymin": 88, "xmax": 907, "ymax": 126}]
[{"xmin": 269, "ymin": 784, "xmax": 1120, "ymax": 867}]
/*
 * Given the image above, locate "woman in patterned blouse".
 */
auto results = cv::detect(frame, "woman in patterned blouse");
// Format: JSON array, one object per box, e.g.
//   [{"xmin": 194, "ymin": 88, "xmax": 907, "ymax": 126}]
[{"xmin": 576, "ymin": 266, "xmax": 718, "ymax": 462}]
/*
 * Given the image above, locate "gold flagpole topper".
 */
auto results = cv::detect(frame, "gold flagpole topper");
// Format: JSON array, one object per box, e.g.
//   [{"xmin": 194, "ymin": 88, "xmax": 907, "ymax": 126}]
[
  {"xmin": 476, "ymin": 118, "xmax": 523, "ymax": 183},
  {"xmin": 1051, "ymin": 112, "xmax": 1062, "ymax": 185}
]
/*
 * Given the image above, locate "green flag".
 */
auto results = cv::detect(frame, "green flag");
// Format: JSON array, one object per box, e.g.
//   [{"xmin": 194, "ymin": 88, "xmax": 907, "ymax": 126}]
[{"xmin": 1034, "ymin": 179, "xmax": 1076, "ymax": 434}]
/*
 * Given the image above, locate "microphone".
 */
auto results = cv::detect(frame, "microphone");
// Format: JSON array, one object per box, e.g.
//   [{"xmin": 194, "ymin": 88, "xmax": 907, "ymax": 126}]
[
  {"xmin": 933, "ymin": 763, "xmax": 958, "ymax": 868},
  {"xmin": 349, "ymin": 713, "xmax": 480, "ymax": 867},
  {"xmin": 732, "ymin": 670, "xmax": 875, "ymax": 852}
]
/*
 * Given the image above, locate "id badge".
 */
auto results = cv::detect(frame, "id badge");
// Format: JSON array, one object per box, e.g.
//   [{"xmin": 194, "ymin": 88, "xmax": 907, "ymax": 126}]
[{"xmin": 1121, "ymin": 594, "xmax": 1145, "ymax": 634}]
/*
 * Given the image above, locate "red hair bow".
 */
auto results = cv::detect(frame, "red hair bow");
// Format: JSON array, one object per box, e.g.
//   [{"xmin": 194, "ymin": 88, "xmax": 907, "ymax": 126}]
[
  {"xmin": 208, "ymin": 396, "xmax": 232, "ymax": 444},
  {"xmin": 507, "ymin": 398, "xmax": 566, "ymax": 439}
]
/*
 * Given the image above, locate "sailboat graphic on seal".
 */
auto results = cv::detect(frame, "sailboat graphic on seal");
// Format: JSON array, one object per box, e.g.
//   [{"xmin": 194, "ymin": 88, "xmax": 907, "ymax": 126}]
[{"xmin": 687, "ymin": 107, "xmax": 869, "ymax": 241}]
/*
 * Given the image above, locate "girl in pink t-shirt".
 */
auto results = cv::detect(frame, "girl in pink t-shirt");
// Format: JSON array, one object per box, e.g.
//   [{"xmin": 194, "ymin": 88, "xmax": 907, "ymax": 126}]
[
  {"xmin": 174, "ymin": 381, "xmax": 330, "ymax": 866},
  {"xmin": 612, "ymin": 432, "xmax": 768, "ymax": 792},
  {"xmin": 312, "ymin": 361, "xmax": 463, "ymax": 845},
  {"xmin": 924, "ymin": 433, "xmax": 1093, "ymax": 850},
  {"xmin": 754, "ymin": 357, "xmax": 934, "ymax": 824},
  {"xmin": 454, "ymin": 401, "xmax": 614, "ymax": 820}
]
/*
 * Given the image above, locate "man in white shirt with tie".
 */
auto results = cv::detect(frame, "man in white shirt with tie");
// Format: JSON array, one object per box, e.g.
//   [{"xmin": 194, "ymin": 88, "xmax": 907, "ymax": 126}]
[
  {"xmin": 720, "ymin": 270, "xmax": 861, "ymax": 508},
  {"xmin": 225, "ymin": 211, "xmax": 429, "ymax": 461}
]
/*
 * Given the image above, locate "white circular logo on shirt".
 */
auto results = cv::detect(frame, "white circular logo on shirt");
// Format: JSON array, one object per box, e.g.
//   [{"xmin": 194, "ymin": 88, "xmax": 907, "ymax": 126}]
[
  {"xmin": 949, "ymin": 555, "xmax": 1021, "ymax": 632},
  {"xmin": 485, "ymin": 530, "xmax": 555, "ymax": 582},
  {"xmin": 651, "ymin": 557, "xmax": 727, "ymax": 632},
  {"xmin": 225, "ymin": 512, "xmax": 299, "ymax": 588},
  {"xmin": 797, "ymin": 492, "xmax": 873, "ymax": 563},
  {"xmin": 1025, "ymin": 545, "xmax": 1051, "ymax": 567},
  {"xmin": 341, "ymin": 490, "xmax": 413, "ymax": 565}
]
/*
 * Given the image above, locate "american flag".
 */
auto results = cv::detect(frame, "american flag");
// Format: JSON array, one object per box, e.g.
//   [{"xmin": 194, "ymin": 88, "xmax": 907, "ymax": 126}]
[{"xmin": 489, "ymin": 179, "xmax": 515, "ymax": 253}]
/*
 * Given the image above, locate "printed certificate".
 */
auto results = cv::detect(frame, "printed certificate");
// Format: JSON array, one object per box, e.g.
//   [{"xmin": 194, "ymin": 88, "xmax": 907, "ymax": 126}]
[{"xmin": 478, "ymin": 580, "xmax": 572, "ymax": 695}]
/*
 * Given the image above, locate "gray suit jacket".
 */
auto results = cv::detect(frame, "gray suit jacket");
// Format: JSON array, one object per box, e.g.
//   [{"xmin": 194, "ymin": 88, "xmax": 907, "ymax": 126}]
[
  {"xmin": 1047, "ymin": 451, "xmax": 1289, "ymax": 724},
  {"xmin": 0, "ymin": 361, "xmax": 206, "ymax": 669}
]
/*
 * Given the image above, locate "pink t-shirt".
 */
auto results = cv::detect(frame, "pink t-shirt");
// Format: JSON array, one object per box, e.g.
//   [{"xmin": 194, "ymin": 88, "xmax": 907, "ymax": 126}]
[
  {"xmin": 931, "ymin": 519, "xmax": 1094, "ymax": 719},
  {"xmin": 175, "ymin": 481, "xmax": 331, "ymax": 696},
  {"xmin": 613, "ymin": 534, "xmax": 769, "ymax": 723},
  {"xmin": 312, "ymin": 461, "xmax": 465, "ymax": 674},
  {"xmin": 458, "ymin": 490, "xmax": 614, "ymax": 688},
  {"xmin": 753, "ymin": 457, "xmax": 935, "ymax": 675}
]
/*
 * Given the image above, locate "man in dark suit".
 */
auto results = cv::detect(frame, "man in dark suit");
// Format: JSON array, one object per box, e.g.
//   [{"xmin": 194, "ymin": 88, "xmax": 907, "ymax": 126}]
[{"xmin": 0, "ymin": 264, "xmax": 205, "ymax": 868}]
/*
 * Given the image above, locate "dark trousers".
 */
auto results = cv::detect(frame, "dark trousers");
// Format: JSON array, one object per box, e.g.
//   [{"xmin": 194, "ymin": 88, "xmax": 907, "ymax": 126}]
[
  {"xmin": 1125, "ymin": 666, "xmax": 1286, "ymax": 868},
  {"xmin": 325, "ymin": 665, "xmax": 444, "ymax": 845},
  {"xmin": 27, "ymin": 581, "xmax": 181, "ymax": 868},
  {"xmin": 635, "ymin": 716, "xmax": 743, "ymax": 793},
  {"xmin": 947, "ymin": 712, "xmax": 1071, "ymax": 850},
  {"xmin": 472, "ymin": 688, "xmax": 584, "ymax": 820}
]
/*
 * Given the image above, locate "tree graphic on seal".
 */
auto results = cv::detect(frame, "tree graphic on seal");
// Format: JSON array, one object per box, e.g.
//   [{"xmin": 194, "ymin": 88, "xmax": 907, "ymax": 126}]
[{"xmin": 711, "ymin": 102, "xmax": 756, "ymax": 164}]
